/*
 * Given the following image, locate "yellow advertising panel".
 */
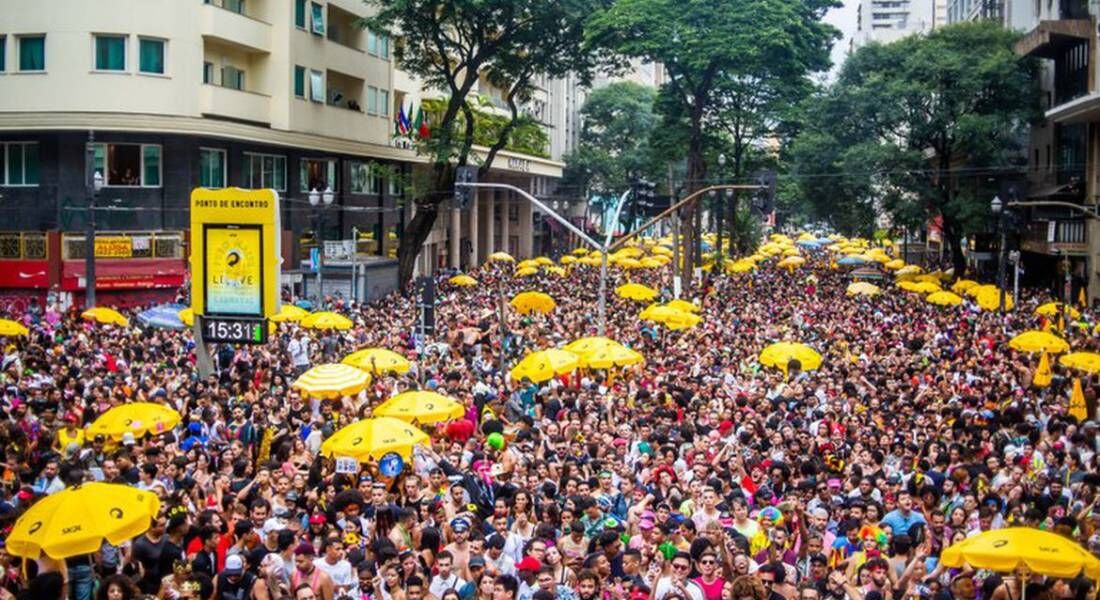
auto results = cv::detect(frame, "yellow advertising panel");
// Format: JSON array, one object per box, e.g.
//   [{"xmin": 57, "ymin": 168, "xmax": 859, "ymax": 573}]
[
  {"xmin": 95, "ymin": 236, "xmax": 132, "ymax": 258},
  {"xmin": 190, "ymin": 188, "xmax": 281, "ymax": 318}
]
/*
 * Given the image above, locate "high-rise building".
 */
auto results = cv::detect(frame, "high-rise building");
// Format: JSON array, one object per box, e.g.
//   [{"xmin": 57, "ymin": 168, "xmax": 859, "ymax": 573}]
[
  {"xmin": 0, "ymin": 0, "xmax": 563, "ymax": 306},
  {"xmin": 853, "ymin": 0, "xmax": 940, "ymax": 49}
]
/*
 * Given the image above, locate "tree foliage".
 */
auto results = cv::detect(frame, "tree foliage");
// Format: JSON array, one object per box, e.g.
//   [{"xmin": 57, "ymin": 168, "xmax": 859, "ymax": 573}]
[
  {"xmin": 790, "ymin": 22, "xmax": 1040, "ymax": 273},
  {"xmin": 364, "ymin": 0, "xmax": 604, "ymax": 286}
]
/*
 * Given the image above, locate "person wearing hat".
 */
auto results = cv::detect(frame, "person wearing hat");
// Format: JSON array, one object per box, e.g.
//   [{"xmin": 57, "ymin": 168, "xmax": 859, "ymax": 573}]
[
  {"xmin": 211, "ymin": 554, "xmax": 267, "ymax": 600},
  {"xmin": 513, "ymin": 556, "xmax": 542, "ymax": 600},
  {"xmin": 445, "ymin": 517, "xmax": 474, "ymax": 579}
]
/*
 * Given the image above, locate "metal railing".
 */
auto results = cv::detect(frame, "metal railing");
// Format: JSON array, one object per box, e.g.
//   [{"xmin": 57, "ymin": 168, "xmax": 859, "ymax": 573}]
[{"xmin": 0, "ymin": 232, "xmax": 48, "ymax": 260}]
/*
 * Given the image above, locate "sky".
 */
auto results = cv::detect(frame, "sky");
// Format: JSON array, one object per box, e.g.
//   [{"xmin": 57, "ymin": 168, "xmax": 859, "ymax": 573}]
[{"xmin": 824, "ymin": 0, "xmax": 859, "ymax": 76}]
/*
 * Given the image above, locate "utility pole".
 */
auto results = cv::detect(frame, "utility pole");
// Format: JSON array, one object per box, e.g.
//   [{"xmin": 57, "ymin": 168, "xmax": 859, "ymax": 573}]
[
  {"xmin": 85, "ymin": 131, "xmax": 101, "ymax": 308},
  {"xmin": 671, "ymin": 213, "xmax": 681, "ymax": 299},
  {"xmin": 351, "ymin": 226, "xmax": 359, "ymax": 303}
]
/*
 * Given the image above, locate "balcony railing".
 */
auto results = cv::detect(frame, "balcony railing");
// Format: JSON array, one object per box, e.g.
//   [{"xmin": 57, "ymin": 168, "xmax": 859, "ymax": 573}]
[{"xmin": 1021, "ymin": 218, "xmax": 1088, "ymax": 254}]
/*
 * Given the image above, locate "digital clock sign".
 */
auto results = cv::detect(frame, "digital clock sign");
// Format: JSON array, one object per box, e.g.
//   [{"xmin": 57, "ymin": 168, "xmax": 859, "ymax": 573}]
[{"xmin": 199, "ymin": 316, "xmax": 268, "ymax": 344}]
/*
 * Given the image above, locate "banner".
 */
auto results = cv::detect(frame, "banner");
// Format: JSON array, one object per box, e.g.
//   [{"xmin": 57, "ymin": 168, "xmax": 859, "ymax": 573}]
[
  {"xmin": 95, "ymin": 236, "xmax": 132, "ymax": 258},
  {"xmin": 204, "ymin": 225, "xmax": 263, "ymax": 316}
]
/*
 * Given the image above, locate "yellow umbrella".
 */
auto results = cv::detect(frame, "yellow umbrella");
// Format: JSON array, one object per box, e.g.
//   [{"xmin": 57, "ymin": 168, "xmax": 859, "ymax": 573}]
[
  {"xmin": 639, "ymin": 304, "xmax": 688, "ymax": 326},
  {"xmin": 577, "ymin": 344, "xmax": 644, "ymax": 369},
  {"xmin": 373, "ymin": 391, "xmax": 464, "ymax": 424},
  {"xmin": 952, "ymin": 279, "xmax": 979, "ymax": 294},
  {"xmin": 895, "ymin": 265, "xmax": 923, "ymax": 276},
  {"xmin": 321, "ymin": 417, "xmax": 430, "ymax": 461},
  {"xmin": 966, "ymin": 283, "xmax": 998, "ymax": 298},
  {"xmin": 489, "ymin": 251, "xmax": 515, "ymax": 263},
  {"xmin": 514, "ymin": 267, "xmax": 539, "ymax": 277},
  {"xmin": 0, "ymin": 319, "xmax": 29, "ymax": 337},
  {"xmin": 940, "ymin": 527, "xmax": 1100, "ymax": 579},
  {"xmin": 510, "ymin": 291, "xmax": 556, "ymax": 315},
  {"xmin": 268, "ymin": 304, "xmax": 310, "ymax": 323},
  {"xmin": 81, "ymin": 307, "xmax": 129, "ymax": 327},
  {"xmin": 666, "ymin": 311, "xmax": 703, "ymax": 331},
  {"xmin": 616, "ymin": 283, "xmax": 659, "ymax": 302},
  {"xmin": 6, "ymin": 483, "xmax": 161, "ymax": 559},
  {"xmin": 564, "ymin": 336, "xmax": 621, "ymax": 355},
  {"xmin": 545, "ymin": 266, "xmax": 567, "ymax": 277},
  {"xmin": 301, "ymin": 311, "xmax": 354, "ymax": 330},
  {"xmin": 883, "ymin": 259, "xmax": 905, "ymax": 271},
  {"xmin": 759, "ymin": 342, "xmax": 822, "ymax": 372},
  {"xmin": 666, "ymin": 299, "xmax": 700, "ymax": 314},
  {"xmin": 614, "ymin": 247, "xmax": 644, "ymax": 259},
  {"xmin": 616, "ymin": 257, "xmax": 643, "ymax": 269},
  {"xmin": 1069, "ymin": 377, "xmax": 1088, "ymax": 422},
  {"xmin": 448, "ymin": 274, "xmax": 478, "ymax": 287},
  {"xmin": 572, "ymin": 247, "xmax": 590, "ymax": 256},
  {"xmin": 1036, "ymin": 302, "xmax": 1080, "ymax": 319},
  {"xmin": 926, "ymin": 291, "xmax": 963, "ymax": 307},
  {"xmin": 777, "ymin": 256, "xmax": 805, "ymax": 269},
  {"xmin": 517, "ymin": 259, "xmax": 539, "ymax": 270},
  {"xmin": 88, "ymin": 402, "xmax": 182, "ymax": 441},
  {"xmin": 534, "ymin": 256, "xmax": 554, "ymax": 266},
  {"xmin": 1033, "ymin": 352, "xmax": 1053, "ymax": 388},
  {"xmin": 911, "ymin": 281, "xmax": 942, "ymax": 294},
  {"xmin": 976, "ymin": 288, "xmax": 1014, "ymax": 311},
  {"xmin": 847, "ymin": 282, "xmax": 881, "ymax": 297},
  {"xmin": 292, "ymin": 363, "xmax": 371, "ymax": 399},
  {"xmin": 178, "ymin": 307, "xmax": 194, "ymax": 327},
  {"xmin": 510, "ymin": 349, "xmax": 580, "ymax": 383},
  {"xmin": 651, "ymin": 246, "xmax": 672, "ymax": 256},
  {"xmin": 639, "ymin": 257, "xmax": 664, "ymax": 269},
  {"xmin": 1008, "ymin": 331, "xmax": 1069, "ymax": 354},
  {"xmin": 1058, "ymin": 351, "xmax": 1100, "ymax": 374},
  {"xmin": 727, "ymin": 260, "xmax": 756, "ymax": 274},
  {"xmin": 561, "ymin": 255, "xmax": 578, "ymax": 265},
  {"xmin": 342, "ymin": 348, "xmax": 412, "ymax": 375},
  {"xmin": 914, "ymin": 273, "xmax": 941, "ymax": 284}
]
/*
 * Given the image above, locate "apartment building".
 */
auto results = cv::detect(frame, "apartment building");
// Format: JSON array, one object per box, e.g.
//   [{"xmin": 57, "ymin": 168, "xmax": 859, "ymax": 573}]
[
  {"xmin": 0, "ymin": 0, "xmax": 563, "ymax": 308},
  {"xmin": 853, "ymin": 0, "xmax": 941, "ymax": 48}
]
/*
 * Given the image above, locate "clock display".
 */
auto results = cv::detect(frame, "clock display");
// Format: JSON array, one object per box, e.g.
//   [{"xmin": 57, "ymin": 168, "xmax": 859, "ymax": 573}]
[{"xmin": 198, "ymin": 316, "xmax": 267, "ymax": 344}]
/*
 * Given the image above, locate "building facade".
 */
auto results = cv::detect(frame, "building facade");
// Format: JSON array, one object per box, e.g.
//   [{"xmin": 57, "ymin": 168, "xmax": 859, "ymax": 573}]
[
  {"xmin": 853, "ymin": 0, "xmax": 942, "ymax": 49},
  {"xmin": 0, "ymin": 0, "xmax": 562, "ymax": 308}
]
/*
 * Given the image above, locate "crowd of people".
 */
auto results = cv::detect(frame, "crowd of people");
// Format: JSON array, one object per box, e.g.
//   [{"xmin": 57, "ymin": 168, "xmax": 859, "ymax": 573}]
[{"xmin": 0, "ymin": 241, "xmax": 1097, "ymax": 600}]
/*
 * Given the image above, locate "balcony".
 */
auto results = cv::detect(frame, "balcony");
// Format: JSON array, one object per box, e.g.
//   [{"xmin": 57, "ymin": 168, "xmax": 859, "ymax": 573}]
[
  {"xmin": 1021, "ymin": 218, "xmax": 1089, "ymax": 255},
  {"xmin": 199, "ymin": 84, "xmax": 271, "ymax": 125},
  {"xmin": 200, "ymin": 1, "xmax": 271, "ymax": 54}
]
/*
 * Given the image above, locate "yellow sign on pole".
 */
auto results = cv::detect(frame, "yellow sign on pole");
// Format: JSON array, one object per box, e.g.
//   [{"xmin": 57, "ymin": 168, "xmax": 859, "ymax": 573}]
[{"xmin": 190, "ymin": 188, "xmax": 281, "ymax": 318}]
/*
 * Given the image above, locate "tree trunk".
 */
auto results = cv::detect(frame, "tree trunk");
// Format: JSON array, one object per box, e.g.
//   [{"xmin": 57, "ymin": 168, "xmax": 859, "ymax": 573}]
[
  {"xmin": 396, "ymin": 204, "xmax": 439, "ymax": 289},
  {"xmin": 942, "ymin": 218, "xmax": 966, "ymax": 277},
  {"xmin": 683, "ymin": 116, "xmax": 706, "ymax": 285}
]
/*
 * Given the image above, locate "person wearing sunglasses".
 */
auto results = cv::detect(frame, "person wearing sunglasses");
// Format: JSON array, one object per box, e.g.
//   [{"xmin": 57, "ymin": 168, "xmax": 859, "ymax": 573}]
[
  {"xmin": 654, "ymin": 552, "xmax": 704, "ymax": 600},
  {"xmin": 692, "ymin": 550, "xmax": 723, "ymax": 600}
]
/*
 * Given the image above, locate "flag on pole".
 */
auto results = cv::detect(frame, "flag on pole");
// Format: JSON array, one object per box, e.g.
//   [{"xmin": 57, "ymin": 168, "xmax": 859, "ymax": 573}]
[
  {"xmin": 412, "ymin": 107, "xmax": 424, "ymax": 138},
  {"xmin": 1033, "ymin": 352, "xmax": 1052, "ymax": 388},
  {"xmin": 1078, "ymin": 286, "xmax": 1087, "ymax": 307},
  {"xmin": 1069, "ymin": 376, "xmax": 1088, "ymax": 422},
  {"xmin": 395, "ymin": 104, "xmax": 409, "ymax": 135}
]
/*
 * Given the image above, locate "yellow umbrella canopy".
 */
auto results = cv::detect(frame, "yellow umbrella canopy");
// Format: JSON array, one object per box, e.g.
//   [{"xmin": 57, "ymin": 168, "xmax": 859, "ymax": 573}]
[
  {"xmin": 616, "ymin": 257, "xmax": 643, "ymax": 269},
  {"xmin": 759, "ymin": 342, "xmax": 822, "ymax": 372},
  {"xmin": 448, "ymin": 274, "xmax": 478, "ymax": 287},
  {"xmin": 510, "ymin": 349, "xmax": 581, "ymax": 383},
  {"xmin": 777, "ymin": 256, "xmax": 805, "ymax": 269},
  {"xmin": 727, "ymin": 260, "xmax": 756, "ymax": 274},
  {"xmin": 342, "ymin": 348, "xmax": 412, "ymax": 375},
  {"xmin": 952, "ymin": 279, "xmax": 979, "ymax": 294},
  {"xmin": 911, "ymin": 281, "xmax": 942, "ymax": 294},
  {"xmin": 895, "ymin": 265, "xmax": 923, "ymax": 276},
  {"xmin": 572, "ymin": 247, "xmax": 590, "ymax": 256},
  {"xmin": 1008, "ymin": 331, "xmax": 1070, "ymax": 354},
  {"xmin": 564, "ymin": 336, "xmax": 621, "ymax": 355},
  {"xmin": 545, "ymin": 266, "xmax": 567, "ymax": 277},
  {"xmin": 926, "ymin": 291, "xmax": 964, "ymax": 307},
  {"xmin": 489, "ymin": 251, "xmax": 515, "ymax": 263},
  {"xmin": 883, "ymin": 259, "xmax": 905, "ymax": 270},
  {"xmin": 847, "ymin": 282, "xmax": 881, "ymax": 297},
  {"xmin": 665, "ymin": 311, "xmax": 703, "ymax": 331},
  {"xmin": 666, "ymin": 299, "xmax": 700, "ymax": 314},
  {"xmin": 639, "ymin": 257, "xmax": 664, "ymax": 269},
  {"xmin": 268, "ymin": 304, "xmax": 310, "ymax": 323},
  {"xmin": 301, "ymin": 311, "xmax": 354, "ymax": 330},
  {"xmin": 577, "ymin": 344, "xmax": 645, "ymax": 369},
  {"xmin": 1058, "ymin": 351, "xmax": 1100, "ymax": 374},
  {"xmin": 373, "ymin": 391, "xmax": 464, "ymax": 424},
  {"xmin": 976, "ymin": 288, "xmax": 1014, "ymax": 311},
  {"xmin": 514, "ymin": 267, "xmax": 539, "ymax": 277},
  {"xmin": 510, "ymin": 291, "xmax": 556, "ymax": 315},
  {"xmin": 940, "ymin": 527, "xmax": 1100, "ymax": 579},
  {"xmin": 517, "ymin": 259, "xmax": 539, "ymax": 270},
  {"xmin": 534, "ymin": 256, "xmax": 554, "ymax": 266},
  {"xmin": 320, "ymin": 417, "xmax": 430, "ymax": 462},
  {"xmin": 616, "ymin": 283, "xmax": 659, "ymax": 302},
  {"xmin": 1035, "ymin": 302, "xmax": 1080, "ymax": 319},
  {"xmin": 0, "ymin": 318, "xmax": 29, "ymax": 337},
  {"xmin": 639, "ymin": 304, "xmax": 686, "ymax": 325},
  {"xmin": 651, "ymin": 246, "xmax": 673, "ymax": 256},
  {"xmin": 6, "ymin": 483, "xmax": 161, "ymax": 559},
  {"xmin": 914, "ymin": 273, "xmax": 941, "ymax": 284},
  {"xmin": 178, "ymin": 307, "xmax": 194, "ymax": 327},
  {"xmin": 966, "ymin": 283, "xmax": 998, "ymax": 298},
  {"xmin": 560, "ymin": 255, "xmax": 578, "ymax": 265},
  {"xmin": 81, "ymin": 307, "xmax": 129, "ymax": 326},
  {"xmin": 292, "ymin": 363, "xmax": 371, "ymax": 399},
  {"xmin": 88, "ymin": 402, "xmax": 182, "ymax": 441}
]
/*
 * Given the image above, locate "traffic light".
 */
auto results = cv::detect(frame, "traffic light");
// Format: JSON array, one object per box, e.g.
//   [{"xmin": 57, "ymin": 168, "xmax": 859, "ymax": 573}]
[
  {"xmin": 454, "ymin": 165, "xmax": 477, "ymax": 209},
  {"xmin": 751, "ymin": 170, "xmax": 776, "ymax": 216}
]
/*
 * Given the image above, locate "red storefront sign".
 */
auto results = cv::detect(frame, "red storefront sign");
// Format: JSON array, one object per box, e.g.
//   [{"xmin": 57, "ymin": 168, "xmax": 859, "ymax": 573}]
[
  {"xmin": 61, "ymin": 258, "xmax": 186, "ymax": 291},
  {"xmin": 0, "ymin": 260, "xmax": 50, "ymax": 288}
]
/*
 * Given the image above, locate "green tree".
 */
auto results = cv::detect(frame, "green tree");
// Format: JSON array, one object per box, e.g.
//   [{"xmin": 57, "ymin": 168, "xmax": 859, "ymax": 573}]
[
  {"xmin": 791, "ymin": 22, "xmax": 1040, "ymax": 273},
  {"xmin": 561, "ymin": 82, "xmax": 659, "ymax": 196},
  {"xmin": 364, "ymin": 0, "xmax": 603, "ymax": 286},
  {"xmin": 586, "ymin": 0, "xmax": 837, "ymax": 281}
]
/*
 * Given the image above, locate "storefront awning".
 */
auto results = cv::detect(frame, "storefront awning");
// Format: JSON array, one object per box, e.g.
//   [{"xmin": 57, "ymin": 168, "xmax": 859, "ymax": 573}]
[{"xmin": 1015, "ymin": 19, "xmax": 1092, "ymax": 59}]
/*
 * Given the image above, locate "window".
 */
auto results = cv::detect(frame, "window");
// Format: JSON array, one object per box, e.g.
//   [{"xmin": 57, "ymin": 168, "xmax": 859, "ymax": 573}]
[
  {"xmin": 1, "ymin": 143, "xmax": 39, "ymax": 186},
  {"xmin": 244, "ymin": 153, "xmax": 286, "ymax": 190},
  {"xmin": 1, "ymin": 36, "xmax": 6, "ymax": 72},
  {"xmin": 379, "ymin": 89, "xmax": 389, "ymax": 116},
  {"xmin": 94, "ymin": 35, "xmax": 126, "ymax": 71},
  {"xmin": 19, "ymin": 35, "xmax": 45, "ymax": 71},
  {"xmin": 138, "ymin": 38, "xmax": 165, "ymax": 74},
  {"xmin": 389, "ymin": 174, "xmax": 403, "ymax": 196},
  {"xmin": 223, "ymin": 0, "xmax": 245, "ymax": 14},
  {"xmin": 222, "ymin": 65, "xmax": 245, "ymax": 90},
  {"xmin": 93, "ymin": 143, "xmax": 162, "ymax": 187},
  {"xmin": 379, "ymin": 34, "xmax": 389, "ymax": 59},
  {"xmin": 203, "ymin": 62, "xmax": 214, "ymax": 84},
  {"xmin": 309, "ymin": 70, "xmax": 323, "ymax": 102},
  {"xmin": 294, "ymin": 65, "xmax": 306, "ymax": 98},
  {"xmin": 367, "ymin": 86, "xmax": 378, "ymax": 115},
  {"xmin": 199, "ymin": 148, "xmax": 226, "ymax": 188},
  {"xmin": 295, "ymin": 0, "xmax": 307, "ymax": 28},
  {"xmin": 350, "ymin": 162, "xmax": 382, "ymax": 195},
  {"xmin": 300, "ymin": 158, "xmax": 336, "ymax": 192},
  {"xmin": 310, "ymin": 2, "xmax": 325, "ymax": 35},
  {"xmin": 367, "ymin": 31, "xmax": 391, "ymax": 59}
]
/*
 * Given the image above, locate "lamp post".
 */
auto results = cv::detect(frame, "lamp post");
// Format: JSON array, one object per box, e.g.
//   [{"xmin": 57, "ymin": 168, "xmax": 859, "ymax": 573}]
[
  {"xmin": 310, "ymin": 186, "xmax": 335, "ymax": 302},
  {"xmin": 991, "ymin": 195, "xmax": 1007, "ymax": 312},
  {"xmin": 85, "ymin": 132, "xmax": 103, "ymax": 309},
  {"xmin": 717, "ymin": 153, "xmax": 727, "ymax": 258}
]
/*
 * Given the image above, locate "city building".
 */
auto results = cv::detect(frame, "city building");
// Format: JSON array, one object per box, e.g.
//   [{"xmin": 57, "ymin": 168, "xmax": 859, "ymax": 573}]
[
  {"xmin": 853, "ymin": 0, "xmax": 941, "ymax": 49},
  {"xmin": 0, "ymin": 0, "xmax": 561, "ymax": 308}
]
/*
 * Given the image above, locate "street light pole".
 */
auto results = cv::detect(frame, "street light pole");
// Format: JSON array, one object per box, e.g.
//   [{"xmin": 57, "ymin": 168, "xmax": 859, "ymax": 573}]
[
  {"xmin": 598, "ymin": 187, "xmax": 634, "ymax": 337},
  {"xmin": 85, "ymin": 132, "xmax": 103, "ymax": 308},
  {"xmin": 991, "ymin": 195, "xmax": 1007, "ymax": 312},
  {"xmin": 310, "ymin": 187, "xmax": 335, "ymax": 303},
  {"xmin": 717, "ymin": 153, "xmax": 726, "ymax": 259}
]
